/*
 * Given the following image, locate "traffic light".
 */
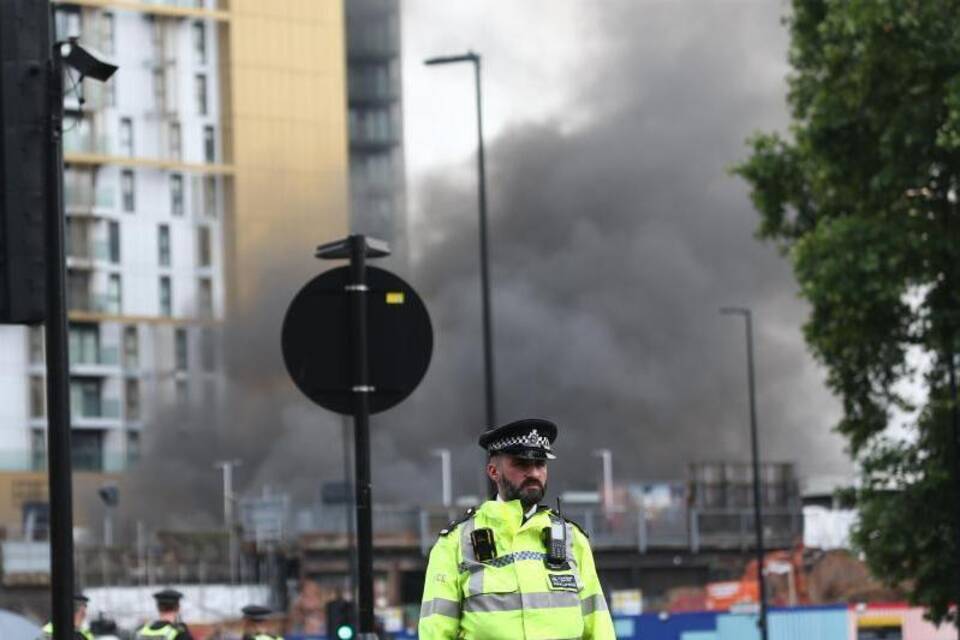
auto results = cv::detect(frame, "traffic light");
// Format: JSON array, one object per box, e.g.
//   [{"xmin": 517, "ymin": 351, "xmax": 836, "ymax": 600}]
[
  {"xmin": 326, "ymin": 598, "xmax": 355, "ymax": 640},
  {"xmin": 0, "ymin": 0, "xmax": 50, "ymax": 324}
]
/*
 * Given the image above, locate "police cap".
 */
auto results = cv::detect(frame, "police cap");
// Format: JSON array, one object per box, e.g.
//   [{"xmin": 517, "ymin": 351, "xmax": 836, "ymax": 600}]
[
  {"xmin": 241, "ymin": 604, "xmax": 272, "ymax": 621},
  {"xmin": 479, "ymin": 418, "xmax": 558, "ymax": 460},
  {"xmin": 152, "ymin": 589, "xmax": 184, "ymax": 605},
  {"xmin": 74, "ymin": 594, "xmax": 89, "ymax": 604}
]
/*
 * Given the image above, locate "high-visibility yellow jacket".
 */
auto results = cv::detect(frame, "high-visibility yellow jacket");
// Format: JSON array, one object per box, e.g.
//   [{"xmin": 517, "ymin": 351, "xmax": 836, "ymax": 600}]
[
  {"xmin": 419, "ymin": 499, "xmax": 616, "ymax": 639},
  {"xmin": 40, "ymin": 622, "xmax": 94, "ymax": 640},
  {"xmin": 134, "ymin": 620, "xmax": 192, "ymax": 640}
]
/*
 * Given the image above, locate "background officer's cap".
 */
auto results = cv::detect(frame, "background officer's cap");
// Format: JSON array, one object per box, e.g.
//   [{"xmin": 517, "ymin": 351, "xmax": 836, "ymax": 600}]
[
  {"xmin": 74, "ymin": 594, "xmax": 89, "ymax": 604},
  {"xmin": 479, "ymin": 418, "xmax": 558, "ymax": 460},
  {"xmin": 152, "ymin": 588, "xmax": 184, "ymax": 605},
  {"xmin": 241, "ymin": 604, "xmax": 272, "ymax": 621}
]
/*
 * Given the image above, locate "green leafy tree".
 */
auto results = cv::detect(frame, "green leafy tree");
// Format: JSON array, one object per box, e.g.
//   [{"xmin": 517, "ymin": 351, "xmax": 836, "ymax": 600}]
[{"xmin": 734, "ymin": 0, "xmax": 960, "ymax": 624}]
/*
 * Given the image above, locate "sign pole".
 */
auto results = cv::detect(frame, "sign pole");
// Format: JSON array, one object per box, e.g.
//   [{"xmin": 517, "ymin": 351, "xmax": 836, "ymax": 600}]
[
  {"xmin": 46, "ymin": 31, "xmax": 77, "ymax": 640},
  {"xmin": 348, "ymin": 235, "xmax": 375, "ymax": 637}
]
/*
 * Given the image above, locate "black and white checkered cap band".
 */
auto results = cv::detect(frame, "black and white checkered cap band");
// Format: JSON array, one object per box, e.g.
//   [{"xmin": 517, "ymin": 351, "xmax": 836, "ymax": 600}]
[{"xmin": 487, "ymin": 429, "xmax": 552, "ymax": 453}]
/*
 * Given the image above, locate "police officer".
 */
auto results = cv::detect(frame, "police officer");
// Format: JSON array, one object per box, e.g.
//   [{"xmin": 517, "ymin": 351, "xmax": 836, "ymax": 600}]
[
  {"xmin": 240, "ymin": 605, "xmax": 283, "ymax": 640},
  {"xmin": 419, "ymin": 418, "xmax": 616, "ymax": 639},
  {"xmin": 134, "ymin": 589, "xmax": 193, "ymax": 640},
  {"xmin": 41, "ymin": 594, "xmax": 94, "ymax": 640}
]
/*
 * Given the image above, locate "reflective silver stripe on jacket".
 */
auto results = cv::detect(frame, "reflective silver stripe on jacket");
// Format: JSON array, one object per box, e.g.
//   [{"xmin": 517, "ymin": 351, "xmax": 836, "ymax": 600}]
[
  {"xmin": 420, "ymin": 597, "xmax": 461, "ymax": 619},
  {"xmin": 580, "ymin": 592, "xmax": 608, "ymax": 615},
  {"xmin": 463, "ymin": 590, "xmax": 581, "ymax": 613},
  {"xmin": 459, "ymin": 517, "xmax": 485, "ymax": 596}
]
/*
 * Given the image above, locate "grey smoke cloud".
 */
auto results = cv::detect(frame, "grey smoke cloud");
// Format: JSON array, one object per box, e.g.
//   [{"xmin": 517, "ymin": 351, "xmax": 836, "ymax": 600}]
[{"xmin": 121, "ymin": 0, "xmax": 852, "ymax": 528}]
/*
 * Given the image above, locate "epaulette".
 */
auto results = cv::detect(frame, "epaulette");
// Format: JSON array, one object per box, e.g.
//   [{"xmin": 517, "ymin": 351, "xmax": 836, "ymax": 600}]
[{"xmin": 438, "ymin": 506, "xmax": 477, "ymax": 537}]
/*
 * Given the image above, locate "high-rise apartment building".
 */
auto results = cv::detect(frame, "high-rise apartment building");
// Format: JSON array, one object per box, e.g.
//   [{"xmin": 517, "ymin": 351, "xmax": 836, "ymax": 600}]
[
  {"xmin": 0, "ymin": 0, "xmax": 350, "ymax": 531},
  {"xmin": 345, "ymin": 0, "xmax": 407, "ymax": 263}
]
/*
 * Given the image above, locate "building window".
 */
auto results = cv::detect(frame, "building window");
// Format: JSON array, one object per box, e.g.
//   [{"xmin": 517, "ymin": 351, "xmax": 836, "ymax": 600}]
[
  {"xmin": 175, "ymin": 328, "xmax": 188, "ymax": 370},
  {"xmin": 159, "ymin": 276, "xmax": 172, "ymax": 316},
  {"xmin": 28, "ymin": 326, "xmax": 44, "ymax": 363},
  {"xmin": 123, "ymin": 325, "xmax": 138, "ymax": 369},
  {"xmin": 169, "ymin": 121, "xmax": 182, "ymax": 159},
  {"xmin": 158, "ymin": 224, "xmax": 171, "ymax": 266},
  {"xmin": 127, "ymin": 430, "xmax": 141, "ymax": 465},
  {"xmin": 152, "ymin": 68, "xmax": 166, "ymax": 111},
  {"xmin": 67, "ymin": 271, "xmax": 90, "ymax": 312},
  {"xmin": 72, "ymin": 430, "xmax": 103, "ymax": 472},
  {"xmin": 68, "ymin": 323, "xmax": 99, "ymax": 365},
  {"xmin": 200, "ymin": 328, "xmax": 216, "ymax": 372},
  {"xmin": 171, "ymin": 174, "xmax": 184, "ymax": 216},
  {"xmin": 203, "ymin": 176, "xmax": 216, "ymax": 216},
  {"xmin": 70, "ymin": 378, "xmax": 102, "ymax": 418},
  {"xmin": 55, "ymin": 7, "xmax": 81, "ymax": 39},
  {"xmin": 197, "ymin": 277, "xmax": 213, "ymax": 317},
  {"xmin": 101, "ymin": 12, "xmax": 115, "ymax": 55},
  {"xmin": 108, "ymin": 220, "xmax": 120, "ymax": 263},
  {"xmin": 193, "ymin": 22, "xmax": 206, "ymax": 64},
  {"xmin": 125, "ymin": 378, "xmax": 140, "ymax": 421},
  {"xmin": 121, "ymin": 170, "xmax": 135, "ymax": 212},
  {"xmin": 197, "ymin": 226, "xmax": 211, "ymax": 267},
  {"xmin": 30, "ymin": 376, "xmax": 45, "ymax": 418},
  {"xmin": 203, "ymin": 125, "xmax": 215, "ymax": 163},
  {"xmin": 31, "ymin": 429, "xmax": 46, "ymax": 471},
  {"xmin": 175, "ymin": 379, "xmax": 189, "ymax": 405},
  {"xmin": 107, "ymin": 274, "xmax": 122, "ymax": 314},
  {"xmin": 105, "ymin": 78, "xmax": 116, "ymax": 108},
  {"xmin": 119, "ymin": 117, "xmax": 133, "ymax": 156},
  {"xmin": 195, "ymin": 74, "xmax": 207, "ymax": 115}
]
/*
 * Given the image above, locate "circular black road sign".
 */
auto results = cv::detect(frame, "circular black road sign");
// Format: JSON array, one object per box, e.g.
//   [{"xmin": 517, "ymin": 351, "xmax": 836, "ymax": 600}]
[{"xmin": 281, "ymin": 266, "xmax": 433, "ymax": 415}]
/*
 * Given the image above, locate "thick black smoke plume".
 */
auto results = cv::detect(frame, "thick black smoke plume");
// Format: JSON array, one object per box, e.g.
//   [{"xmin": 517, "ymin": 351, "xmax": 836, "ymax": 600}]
[{"xmin": 118, "ymin": 1, "xmax": 851, "ymax": 530}]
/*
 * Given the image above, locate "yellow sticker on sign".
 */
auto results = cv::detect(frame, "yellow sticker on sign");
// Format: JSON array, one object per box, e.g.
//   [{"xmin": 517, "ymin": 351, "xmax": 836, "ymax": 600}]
[{"xmin": 386, "ymin": 292, "xmax": 405, "ymax": 304}]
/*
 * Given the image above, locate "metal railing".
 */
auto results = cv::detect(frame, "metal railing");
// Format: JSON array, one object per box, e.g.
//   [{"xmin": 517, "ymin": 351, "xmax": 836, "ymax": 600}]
[
  {"xmin": 63, "ymin": 129, "xmax": 112, "ymax": 155},
  {"xmin": 73, "ymin": 398, "xmax": 122, "ymax": 420},
  {"xmin": 65, "ymin": 183, "xmax": 116, "ymax": 210},
  {"xmin": 71, "ymin": 345, "xmax": 120, "ymax": 367}
]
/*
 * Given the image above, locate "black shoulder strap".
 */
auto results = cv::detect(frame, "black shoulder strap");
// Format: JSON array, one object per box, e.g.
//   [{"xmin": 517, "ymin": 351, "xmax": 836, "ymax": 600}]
[{"xmin": 438, "ymin": 506, "xmax": 477, "ymax": 537}]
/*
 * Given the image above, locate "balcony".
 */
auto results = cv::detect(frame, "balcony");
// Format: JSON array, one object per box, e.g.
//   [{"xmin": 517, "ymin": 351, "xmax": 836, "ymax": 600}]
[
  {"xmin": 65, "ymin": 183, "xmax": 116, "ymax": 215},
  {"xmin": 66, "ymin": 239, "xmax": 112, "ymax": 269},
  {"xmin": 71, "ymin": 346, "xmax": 121, "ymax": 377},
  {"xmin": 0, "ymin": 449, "xmax": 128, "ymax": 474},
  {"xmin": 63, "ymin": 129, "xmax": 111, "ymax": 156},
  {"xmin": 64, "ymin": 82, "xmax": 111, "ymax": 113},
  {"xmin": 68, "ymin": 292, "xmax": 119, "ymax": 316},
  {"xmin": 349, "ymin": 129, "xmax": 400, "ymax": 152},
  {"xmin": 72, "ymin": 397, "xmax": 122, "ymax": 430},
  {"xmin": 349, "ymin": 84, "xmax": 399, "ymax": 106}
]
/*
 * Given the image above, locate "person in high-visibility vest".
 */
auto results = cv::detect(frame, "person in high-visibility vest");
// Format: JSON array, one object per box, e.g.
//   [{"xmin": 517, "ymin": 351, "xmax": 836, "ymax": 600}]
[
  {"xmin": 419, "ymin": 418, "xmax": 617, "ymax": 639},
  {"xmin": 240, "ymin": 604, "xmax": 284, "ymax": 640},
  {"xmin": 40, "ymin": 594, "xmax": 93, "ymax": 640},
  {"xmin": 134, "ymin": 589, "xmax": 193, "ymax": 640}
]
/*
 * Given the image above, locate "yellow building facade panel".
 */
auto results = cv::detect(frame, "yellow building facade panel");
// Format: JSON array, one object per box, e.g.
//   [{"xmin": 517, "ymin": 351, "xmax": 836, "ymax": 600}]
[{"xmin": 222, "ymin": 0, "xmax": 350, "ymax": 312}]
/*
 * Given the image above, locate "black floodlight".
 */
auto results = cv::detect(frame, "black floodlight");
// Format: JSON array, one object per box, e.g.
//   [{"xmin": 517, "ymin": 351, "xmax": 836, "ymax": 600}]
[
  {"xmin": 61, "ymin": 38, "xmax": 117, "ymax": 82},
  {"xmin": 315, "ymin": 235, "xmax": 390, "ymax": 260}
]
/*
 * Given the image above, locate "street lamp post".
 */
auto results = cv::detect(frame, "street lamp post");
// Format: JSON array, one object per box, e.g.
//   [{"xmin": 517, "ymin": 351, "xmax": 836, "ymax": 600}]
[
  {"xmin": 424, "ymin": 51, "xmax": 497, "ymax": 430},
  {"xmin": 720, "ymin": 306, "xmax": 768, "ymax": 640},
  {"xmin": 214, "ymin": 459, "xmax": 242, "ymax": 584},
  {"xmin": 592, "ymin": 449, "xmax": 613, "ymax": 514},
  {"xmin": 431, "ymin": 449, "xmax": 452, "ymax": 508}
]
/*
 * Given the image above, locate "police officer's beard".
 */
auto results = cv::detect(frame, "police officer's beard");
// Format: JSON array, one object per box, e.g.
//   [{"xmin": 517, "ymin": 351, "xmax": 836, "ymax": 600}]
[{"xmin": 498, "ymin": 476, "xmax": 545, "ymax": 510}]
